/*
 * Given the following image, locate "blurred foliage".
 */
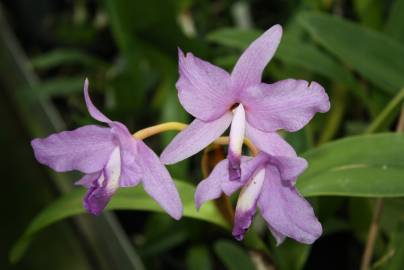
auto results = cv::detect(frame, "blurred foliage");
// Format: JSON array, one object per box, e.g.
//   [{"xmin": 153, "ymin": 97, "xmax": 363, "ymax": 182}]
[{"xmin": 3, "ymin": 0, "xmax": 404, "ymax": 269}]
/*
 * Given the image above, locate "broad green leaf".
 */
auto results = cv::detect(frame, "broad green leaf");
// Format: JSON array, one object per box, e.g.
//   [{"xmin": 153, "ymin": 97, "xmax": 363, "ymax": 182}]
[
  {"xmin": 277, "ymin": 36, "xmax": 354, "ymax": 86},
  {"xmin": 213, "ymin": 240, "xmax": 255, "ymax": 270},
  {"xmin": 298, "ymin": 133, "xmax": 404, "ymax": 197},
  {"xmin": 385, "ymin": 0, "xmax": 404, "ymax": 44},
  {"xmin": 31, "ymin": 49, "xmax": 107, "ymax": 70},
  {"xmin": 298, "ymin": 12, "xmax": 404, "ymax": 94},
  {"xmin": 207, "ymin": 28, "xmax": 355, "ymax": 86},
  {"xmin": 10, "ymin": 180, "xmax": 228, "ymax": 263}
]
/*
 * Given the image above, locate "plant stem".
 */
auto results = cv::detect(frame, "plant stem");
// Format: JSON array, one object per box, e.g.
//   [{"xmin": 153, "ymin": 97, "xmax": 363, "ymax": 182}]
[
  {"xmin": 360, "ymin": 199, "xmax": 384, "ymax": 270},
  {"xmin": 133, "ymin": 122, "xmax": 187, "ymax": 139}
]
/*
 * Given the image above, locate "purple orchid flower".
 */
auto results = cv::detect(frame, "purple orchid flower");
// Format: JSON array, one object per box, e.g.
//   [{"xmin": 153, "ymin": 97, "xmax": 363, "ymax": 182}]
[
  {"xmin": 194, "ymin": 133, "xmax": 322, "ymax": 244},
  {"xmin": 31, "ymin": 79, "xmax": 182, "ymax": 219},
  {"xmin": 160, "ymin": 24, "xmax": 330, "ymax": 180}
]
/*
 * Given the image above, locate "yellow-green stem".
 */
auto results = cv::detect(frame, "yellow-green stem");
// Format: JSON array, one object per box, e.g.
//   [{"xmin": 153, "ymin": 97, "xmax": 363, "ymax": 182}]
[{"xmin": 133, "ymin": 122, "xmax": 187, "ymax": 140}]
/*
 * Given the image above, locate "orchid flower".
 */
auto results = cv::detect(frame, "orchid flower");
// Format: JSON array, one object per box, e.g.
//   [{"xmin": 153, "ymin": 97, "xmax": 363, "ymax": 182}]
[
  {"xmin": 195, "ymin": 133, "xmax": 322, "ymax": 244},
  {"xmin": 31, "ymin": 79, "xmax": 182, "ymax": 219},
  {"xmin": 160, "ymin": 25, "xmax": 330, "ymax": 180}
]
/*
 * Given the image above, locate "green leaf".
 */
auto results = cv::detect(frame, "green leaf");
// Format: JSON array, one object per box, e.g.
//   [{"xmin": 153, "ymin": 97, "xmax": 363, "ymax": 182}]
[
  {"xmin": 213, "ymin": 240, "xmax": 255, "ymax": 270},
  {"xmin": 10, "ymin": 180, "xmax": 228, "ymax": 263},
  {"xmin": 24, "ymin": 77, "xmax": 85, "ymax": 98},
  {"xmin": 298, "ymin": 133, "xmax": 404, "ymax": 197},
  {"xmin": 186, "ymin": 245, "xmax": 213, "ymax": 270},
  {"xmin": 31, "ymin": 49, "xmax": 107, "ymax": 70},
  {"xmin": 207, "ymin": 28, "xmax": 261, "ymax": 50},
  {"xmin": 385, "ymin": 0, "xmax": 404, "ymax": 44},
  {"xmin": 298, "ymin": 12, "xmax": 404, "ymax": 94},
  {"xmin": 354, "ymin": 0, "xmax": 383, "ymax": 30},
  {"xmin": 366, "ymin": 88, "xmax": 404, "ymax": 133},
  {"xmin": 207, "ymin": 28, "xmax": 355, "ymax": 86},
  {"xmin": 380, "ymin": 223, "xmax": 404, "ymax": 270},
  {"xmin": 271, "ymin": 239, "xmax": 310, "ymax": 270}
]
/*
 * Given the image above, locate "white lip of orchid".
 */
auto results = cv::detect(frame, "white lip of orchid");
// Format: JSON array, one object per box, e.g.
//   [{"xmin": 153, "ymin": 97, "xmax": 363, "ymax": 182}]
[
  {"xmin": 102, "ymin": 146, "xmax": 122, "ymax": 193},
  {"xmin": 229, "ymin": 103, "xmax": 246, "ymax": 157},
  {"xmin": 236, "ymin": 168, "xmax": 266, "ymax": 212}
]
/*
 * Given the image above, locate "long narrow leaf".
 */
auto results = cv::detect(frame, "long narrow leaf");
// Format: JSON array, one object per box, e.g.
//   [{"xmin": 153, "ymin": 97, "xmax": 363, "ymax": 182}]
[{"xmin": 10, "ymin": 180, "xmax": 228, "ymax": 263}]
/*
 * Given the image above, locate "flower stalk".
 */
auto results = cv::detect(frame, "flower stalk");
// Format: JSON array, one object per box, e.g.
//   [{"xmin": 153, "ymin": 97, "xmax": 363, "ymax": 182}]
[{"xmin": 133, "ymin": 122, "xmax": 187, "ymax": 140}]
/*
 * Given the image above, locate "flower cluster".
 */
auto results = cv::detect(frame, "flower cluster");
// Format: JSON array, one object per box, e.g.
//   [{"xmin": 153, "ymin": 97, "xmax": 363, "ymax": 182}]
[{"xmin": 31, "ymin": 24, "xmax": 329, "ymax": 245}]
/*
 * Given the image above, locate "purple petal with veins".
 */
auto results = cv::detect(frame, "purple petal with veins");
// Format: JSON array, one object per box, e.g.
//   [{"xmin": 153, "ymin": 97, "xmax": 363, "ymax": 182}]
[
  {"xmin": 258, "ymin": 165, "xmax": 322, "ymax": 244},
  {"xmin": 160, "ymin": 112, "xmax": 232, "ymax": 165},
  {"xmin": 241, "ymin": 80, "xmax": 330, "ymax": 132},
  {"xmin": 31, "ymin": 125, "xmax": 116, "ymax": 174},
  {"xmin": 167, "ymin": 24, "xmax": 329, "ymax": 169},
  {"xmin": 32, "ymin": 79, "xmax": 183, "ymax": 217},
  {"xmin": 177, "ymin": 49, "xmax": 236, "ymax": 121}
]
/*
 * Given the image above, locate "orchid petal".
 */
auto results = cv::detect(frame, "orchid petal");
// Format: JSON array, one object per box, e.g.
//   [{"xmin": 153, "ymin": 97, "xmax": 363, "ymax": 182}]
[
  {"xmin": 268, "ymin": 156, "xmax": 308, "ymax": 181},
  {"xmin": 259, "ymin": 165, "xmax": 322, "ymax": 244},
  {"xmin": 196, "ymin": 156, "xmax": 257, "ymax": 209},
  {"xmin": 233, "ymin": 168, "xmax": 266, "ymax": 240},
  {"xmin": 245, "ymin": 123, "xmax": 296, "ymax": 157},
  {"xmin": 231, "ymin": 25, "xmax": 282, "ymax": 90},
  {"xmin": 75, "ymin": 172, "xmax": 101, "ymax": 188},
  {"xmin": 84, "ymin": 78, "xmax": 112, "ymax": 123},
  {"xmin": 137, "ymin": 140, "xmax": 183, "ymax": 220},
  {"xmin": 237, "ymin": 153, "xmax": 267, "ymax": 184},
  {"xmin": 84, "ymin": 147, "xmax": 121, "ymax": 215},
  {"xmin": 31, "ymin": 125, "xmax": 116, "ymax": 174},
  {"xmin": 84, "ymin": 176, "xmax": 109, "ymax": 215},
  {"xmin": 267, "ymin": 224, "xmax": 286, "ymax": 246},
  {"xmin": 228, "ymin": 104, "xmax": 246, "ymax": 181},
  {"xmin": 177, "ymin": 49, "xmax": 236, "ymax": 121},
  {"xmin": 194, "ymin": 159, "xmax": 226, "ymax": 210},
  {"xmin": 160, "ymin": 112, "xmax": 233, "ymax": 164},
  {"xmin": 241, "ymin": 80, "xmax": 330, "ymax": 132},
  {"xmin": 110, "ymin": 122, "xmax": 143, "ymax": 187}
]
